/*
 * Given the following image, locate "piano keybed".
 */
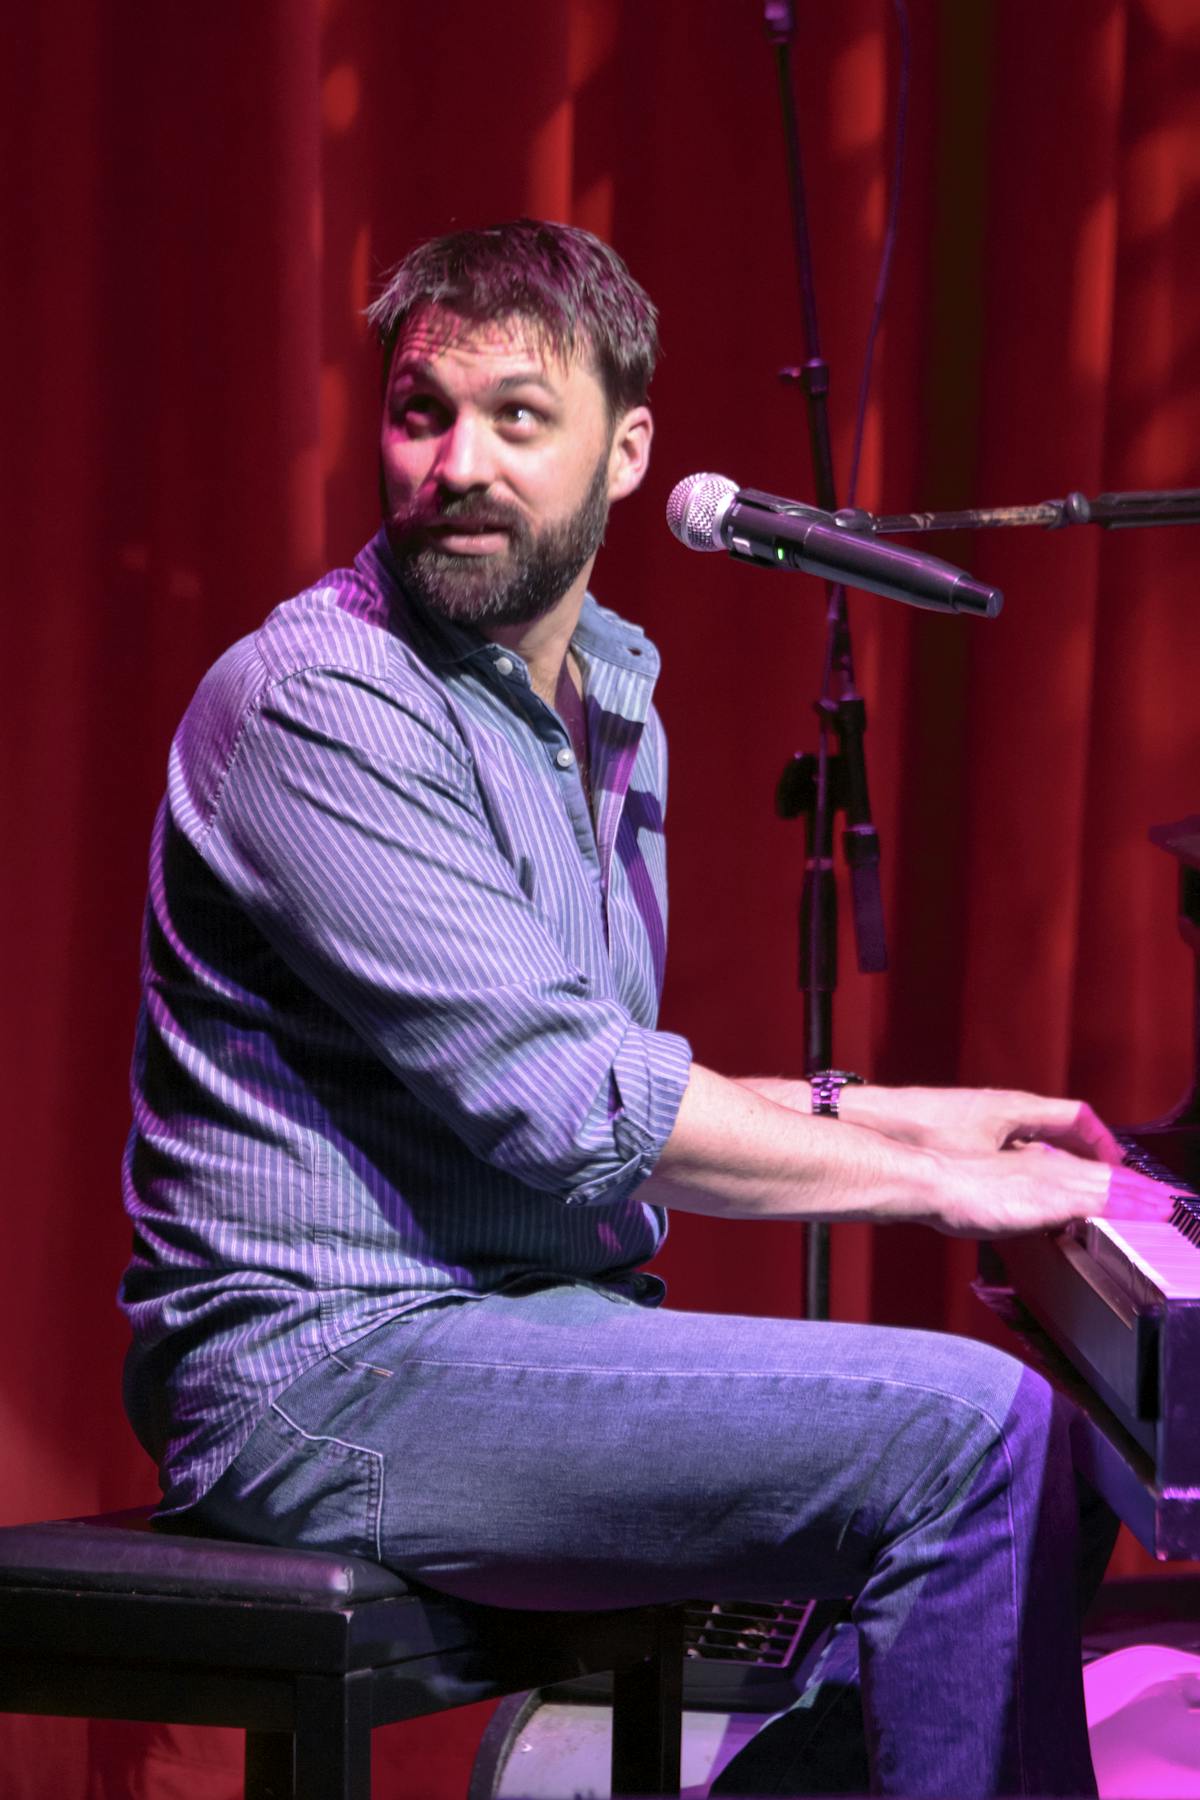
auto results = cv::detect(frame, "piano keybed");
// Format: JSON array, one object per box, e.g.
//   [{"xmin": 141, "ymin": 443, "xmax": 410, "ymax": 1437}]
[
  {"xmin": 977, "ymin": 1122, "xmax": 1200, "ymax": 1557},
  {"xmin": 979, "ymin": 815, "xmax": 1200, "ymax": 1555},
  {"xmin": 1079, "ymin": 1131, "xmax": 1200, "ymax": 1301},
  {"xmin": 1086, "ymin": 1216, "xmax": 1200, "ymax": 1302}
]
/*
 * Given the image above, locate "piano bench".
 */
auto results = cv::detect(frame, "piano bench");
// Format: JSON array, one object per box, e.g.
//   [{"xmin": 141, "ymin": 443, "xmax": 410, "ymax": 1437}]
[{"xmin": 0, "ymin": 1508, "xmax": 685, "ymax": 1800}]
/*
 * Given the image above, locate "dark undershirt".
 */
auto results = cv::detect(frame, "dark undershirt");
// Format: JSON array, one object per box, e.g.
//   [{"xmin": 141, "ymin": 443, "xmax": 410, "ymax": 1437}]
[{"xmin": 555, "ymin": 660, "xmax": 594, "ymax": 820}]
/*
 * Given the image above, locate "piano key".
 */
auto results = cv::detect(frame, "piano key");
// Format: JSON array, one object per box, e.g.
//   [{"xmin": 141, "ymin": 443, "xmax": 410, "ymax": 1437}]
[{"xmin": 1085, "ymin": 1218, "xmax": 1200, "ymax": 1301}]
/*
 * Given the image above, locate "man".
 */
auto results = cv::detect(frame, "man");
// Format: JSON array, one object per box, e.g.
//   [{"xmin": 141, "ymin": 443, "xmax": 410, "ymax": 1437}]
[{"xmin": 121, "ymin": 219, "xmax": 1167, "ymax": 1796}]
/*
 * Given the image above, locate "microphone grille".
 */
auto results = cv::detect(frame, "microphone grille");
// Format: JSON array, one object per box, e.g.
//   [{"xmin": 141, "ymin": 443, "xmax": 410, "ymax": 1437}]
[{"xmin": 665, "ymin": 472, "xmax": 737, "ymax": 551}]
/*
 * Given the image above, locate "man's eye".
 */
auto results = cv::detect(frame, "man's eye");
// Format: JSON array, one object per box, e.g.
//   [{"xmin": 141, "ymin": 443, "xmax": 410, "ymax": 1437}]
[
  {"xmin": 393, "ymin": 396, "xmax": 444, "ymax": 435},
  {"xmin": 498, "ymin": 403, "xmax": 543, "ymax": 430}
]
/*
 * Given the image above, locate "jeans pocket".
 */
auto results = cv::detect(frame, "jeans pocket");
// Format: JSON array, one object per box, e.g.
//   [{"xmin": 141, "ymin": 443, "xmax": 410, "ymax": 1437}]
[{"xmin": 199, "ymin": 1380, "xmax": 386, "ymax": 1564}]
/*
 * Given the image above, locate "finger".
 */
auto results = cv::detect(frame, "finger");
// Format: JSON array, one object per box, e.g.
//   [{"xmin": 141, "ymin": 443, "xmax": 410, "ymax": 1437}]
[
  {"xmin": 1009, "ymin": 1138, "xmax": 1171, "ymax": 1218},
  {"xmin": 998, "ymin": 1141, "xmax": 1155, "ymax": 1230},
  {"xmin": 1064, "ymin": 1102, "xmax": 1125, "ymax": 1166},
  {"xmin": 1096, "ymin": 1163, "xmax": 1176, "ymax": 1222},
  {"xmin": 1006, "ymin": 1099, "xmax": 1124, "ymax": 1165}
]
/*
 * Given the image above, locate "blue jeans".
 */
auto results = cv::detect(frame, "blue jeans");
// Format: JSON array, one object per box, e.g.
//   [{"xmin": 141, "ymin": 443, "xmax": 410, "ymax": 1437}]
[{"xmin": 192, "ymin": 1282, "xmax": 1112, "ymax": 1796}]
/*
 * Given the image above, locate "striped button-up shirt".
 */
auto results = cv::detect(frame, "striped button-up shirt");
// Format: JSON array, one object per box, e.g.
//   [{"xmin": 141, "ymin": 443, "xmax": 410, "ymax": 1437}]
[{"xmin": 120, "ymin": 532, "xmax": 693, "ymax": 1512}]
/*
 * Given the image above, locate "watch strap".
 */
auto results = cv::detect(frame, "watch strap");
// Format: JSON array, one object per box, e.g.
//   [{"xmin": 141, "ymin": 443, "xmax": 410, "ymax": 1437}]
[{"xmin": 810, "ymin": 1069, "xmax": 866, "ymax": 1119}]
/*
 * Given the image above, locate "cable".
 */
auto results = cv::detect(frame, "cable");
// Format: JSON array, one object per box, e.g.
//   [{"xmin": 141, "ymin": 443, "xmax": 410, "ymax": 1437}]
[{"xmin": 845, "ymin": 0, "xmax": 912, "ymax": 511}]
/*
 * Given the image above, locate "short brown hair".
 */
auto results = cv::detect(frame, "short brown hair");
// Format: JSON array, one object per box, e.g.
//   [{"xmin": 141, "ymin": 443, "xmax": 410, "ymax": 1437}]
[{"xmin": 365, "ymin": 219, "xmax": 659, "ymax": 417}]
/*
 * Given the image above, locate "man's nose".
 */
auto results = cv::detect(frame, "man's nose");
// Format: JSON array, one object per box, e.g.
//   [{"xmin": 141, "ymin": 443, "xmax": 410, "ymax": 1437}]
[{"xmin": 433, "ymin": 415, "xmax": 496, "ymax": 492}]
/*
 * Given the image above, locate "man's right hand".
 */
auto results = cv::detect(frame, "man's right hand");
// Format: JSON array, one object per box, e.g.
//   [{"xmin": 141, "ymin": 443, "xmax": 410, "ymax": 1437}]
[{"xmin": 924, "ymin": 1139, "xmax": 1174, "ymax": 1238}]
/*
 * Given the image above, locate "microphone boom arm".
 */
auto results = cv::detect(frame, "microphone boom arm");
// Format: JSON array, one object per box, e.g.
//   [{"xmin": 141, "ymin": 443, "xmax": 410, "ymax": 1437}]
[{"xmin": 844, "ymin": 486, "xmax": 1200, "ymax": 537}]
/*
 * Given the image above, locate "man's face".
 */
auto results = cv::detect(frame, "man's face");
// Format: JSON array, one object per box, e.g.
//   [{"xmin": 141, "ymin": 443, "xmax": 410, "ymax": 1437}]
[{"xmin": 380, "ymin": 308, "xmax": 630, "ymax": 628}]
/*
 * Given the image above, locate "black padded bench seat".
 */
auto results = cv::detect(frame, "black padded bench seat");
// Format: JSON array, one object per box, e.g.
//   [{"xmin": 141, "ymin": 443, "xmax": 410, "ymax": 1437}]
[{"xmin": 0, "ymin": 1508, "xmax": 684, "ymax": 1799}]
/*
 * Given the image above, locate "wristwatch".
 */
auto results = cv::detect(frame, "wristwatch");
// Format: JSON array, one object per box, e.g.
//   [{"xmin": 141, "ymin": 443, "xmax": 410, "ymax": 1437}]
[{"xmin": 809, "ymin": 1069, "xmax": 866, "ymax": 1118}]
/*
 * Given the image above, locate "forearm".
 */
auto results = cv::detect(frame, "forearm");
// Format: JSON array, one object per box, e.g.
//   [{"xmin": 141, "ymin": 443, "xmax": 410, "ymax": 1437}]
[
  {"xmin": 641, "ymin": 1063, "xmax": 1166, "ymax": 1236},
  {"xmin": 734, "ymin": 1075, "xmax": 921, "ymax": 1140},
  {"xmin": 732, "ymin": 1073, "xmax": 956, "ymax": 1152},
  {"xmin": 641, "ymin": 1064, "xmax": 943, "ymax": 1224},
  {"xmin": 736, "ymin": 1072, "xmax": 1123, "ymax": 1163}
]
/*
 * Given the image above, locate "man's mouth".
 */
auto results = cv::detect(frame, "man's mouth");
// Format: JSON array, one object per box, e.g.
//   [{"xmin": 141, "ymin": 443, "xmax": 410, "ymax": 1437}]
[{"xmin": 422, "ymin": 521, "xmax": 512, "ymax": 555}]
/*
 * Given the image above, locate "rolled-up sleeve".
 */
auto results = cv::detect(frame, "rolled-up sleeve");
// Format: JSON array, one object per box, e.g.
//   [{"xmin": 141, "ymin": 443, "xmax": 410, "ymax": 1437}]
[{"xmin": 188, "ymin": 662, "xmax": 692, "ymax": 1207}]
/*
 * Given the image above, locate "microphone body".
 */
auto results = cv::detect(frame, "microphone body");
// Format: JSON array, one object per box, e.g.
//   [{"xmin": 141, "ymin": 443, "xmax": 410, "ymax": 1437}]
[{"xmin": 667, "ymin": 473, "xmax": 1003, "ymax": 618}]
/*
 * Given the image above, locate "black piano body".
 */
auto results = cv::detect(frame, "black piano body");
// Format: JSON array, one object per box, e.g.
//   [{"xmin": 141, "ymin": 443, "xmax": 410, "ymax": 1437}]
[{"xmin": 978, "ymin": 816, "xmax": 1200, "ymax": 1559}]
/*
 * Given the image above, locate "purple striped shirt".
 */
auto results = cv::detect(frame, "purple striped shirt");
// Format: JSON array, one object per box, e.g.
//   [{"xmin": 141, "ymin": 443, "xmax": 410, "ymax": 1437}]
[{"xmin": 120, "ymin": 532, "xmax": 692, "ymax": 1512}]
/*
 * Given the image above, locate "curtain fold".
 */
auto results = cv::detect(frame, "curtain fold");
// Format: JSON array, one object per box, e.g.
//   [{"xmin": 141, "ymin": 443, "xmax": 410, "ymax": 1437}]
[{"xmin": 2, "ymin": 1, "xmax": 1197, "ymax": 1790}]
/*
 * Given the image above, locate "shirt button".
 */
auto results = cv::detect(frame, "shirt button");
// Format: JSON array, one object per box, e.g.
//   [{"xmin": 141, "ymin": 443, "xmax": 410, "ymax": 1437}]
[
  {"xmin": 495, "ymin": 655, "xmax": 515, "ymax": 676},
  {"xmin": 555, "ymin": 747, "xmax": 575, "ymax": 769}
]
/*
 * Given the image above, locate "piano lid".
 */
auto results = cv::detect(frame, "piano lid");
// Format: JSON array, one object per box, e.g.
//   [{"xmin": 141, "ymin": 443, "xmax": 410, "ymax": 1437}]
[
  {"xmin": 1151, "ymin": 817, "xmax": 1200, "ymax": 878},
  {"xmin": 1149, "ymin": 814, "xmax": 1200, "ymax": 872}
]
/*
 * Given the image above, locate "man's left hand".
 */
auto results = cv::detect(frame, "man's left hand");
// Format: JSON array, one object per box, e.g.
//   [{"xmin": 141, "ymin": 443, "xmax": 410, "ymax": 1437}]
[{"xmin": 736, "ymin": 1077, "xmax": 1125, "ymax": 1166}]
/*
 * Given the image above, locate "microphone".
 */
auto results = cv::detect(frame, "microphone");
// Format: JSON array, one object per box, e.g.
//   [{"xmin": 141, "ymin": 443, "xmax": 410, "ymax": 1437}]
[{"xmin": 666, "ymin": 473, "xmax": 1003, "ymax": 618}]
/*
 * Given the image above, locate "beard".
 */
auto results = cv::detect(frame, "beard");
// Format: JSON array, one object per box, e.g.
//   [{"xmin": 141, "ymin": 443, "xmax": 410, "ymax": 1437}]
[{"xmin": 384, "ymin": 452, "xmax": 612, "ymax": 628}]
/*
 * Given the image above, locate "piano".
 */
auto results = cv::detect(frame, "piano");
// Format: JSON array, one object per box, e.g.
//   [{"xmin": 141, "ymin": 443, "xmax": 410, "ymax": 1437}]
[{"xmin": 977, "ymin": 816, "xmax": 1200, "ymax": 1559}]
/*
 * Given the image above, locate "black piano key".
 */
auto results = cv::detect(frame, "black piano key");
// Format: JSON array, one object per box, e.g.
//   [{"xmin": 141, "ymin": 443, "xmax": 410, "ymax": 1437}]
[
  {"xmin": 1172, "ymin": 1195, "xmax": 1200, "ymax": 1247},
  {"xmin": 1117, "ymin": 1131, "xmax": 1196, "ymax": 1192},
  {"xmin": 1116, "ymin": 1131, "xmax": 1200, "ymax": 1245}
]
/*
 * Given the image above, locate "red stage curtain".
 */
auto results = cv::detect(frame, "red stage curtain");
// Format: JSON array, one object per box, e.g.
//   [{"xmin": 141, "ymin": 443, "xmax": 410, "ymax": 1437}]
[{"xmin": 2, "ymin": 1, "xmax": 1198, "ymax": 1791}]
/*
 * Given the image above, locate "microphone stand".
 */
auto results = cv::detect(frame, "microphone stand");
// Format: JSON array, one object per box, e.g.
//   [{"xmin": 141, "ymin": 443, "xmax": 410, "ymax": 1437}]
[
  {"xmin": 761, "ymin": 11, "xmax": 1197, "ymax": 1327},
  {"xmin": 764, "ymin": 1, "xmax": 888, "ymax": 1322}
]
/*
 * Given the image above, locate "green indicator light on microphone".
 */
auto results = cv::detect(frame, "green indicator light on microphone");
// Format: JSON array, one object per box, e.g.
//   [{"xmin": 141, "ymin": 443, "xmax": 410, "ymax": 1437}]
[{"xmin": 776, "ymin": 545, "xmax": 785, "ymax": 562}]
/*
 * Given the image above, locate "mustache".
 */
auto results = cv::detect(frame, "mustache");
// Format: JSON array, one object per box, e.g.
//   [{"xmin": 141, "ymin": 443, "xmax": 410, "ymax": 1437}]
[{"xmin": 389, "ymin": 491, "xmax": 527, "ymax": 537}]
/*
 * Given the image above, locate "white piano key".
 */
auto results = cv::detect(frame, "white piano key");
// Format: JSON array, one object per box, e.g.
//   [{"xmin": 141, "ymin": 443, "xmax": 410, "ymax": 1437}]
[{"xmin": 1086, "ymin": 1217, "xmax": 1200, "ymax": 1300}]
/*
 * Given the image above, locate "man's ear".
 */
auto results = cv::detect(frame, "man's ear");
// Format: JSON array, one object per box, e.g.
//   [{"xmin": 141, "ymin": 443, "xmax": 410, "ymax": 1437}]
[{"xmin": 606, "ymin": 405, "xmax": 653, "ymax": 503}]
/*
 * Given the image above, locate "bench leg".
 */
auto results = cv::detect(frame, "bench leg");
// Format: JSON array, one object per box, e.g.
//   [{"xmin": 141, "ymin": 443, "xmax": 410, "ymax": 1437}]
[
  {"xmin": 245, "ymin": 1730, "xmax": 293, "ymax": 1800},
  {"xmin": 610, "ymin": 1609, "xmax": 684, "ymax": 1797},
  {"xmin": 289, "ymin": 1672, "xmax": 374, "ymax": 1800}
]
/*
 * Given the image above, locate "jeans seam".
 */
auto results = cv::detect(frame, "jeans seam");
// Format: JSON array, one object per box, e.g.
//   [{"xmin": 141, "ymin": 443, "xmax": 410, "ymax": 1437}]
[
  {"xmin": 270, "ymin": 1398, "xmax": 385, "ymax": 1563},
  {"xmin": 996, "ymin": 1426, "xmax": 1025, "ymax": 1790},
  {"xmin": 399, "ymin": 1356, "xmax": 1015, "ymax": 1433}
]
